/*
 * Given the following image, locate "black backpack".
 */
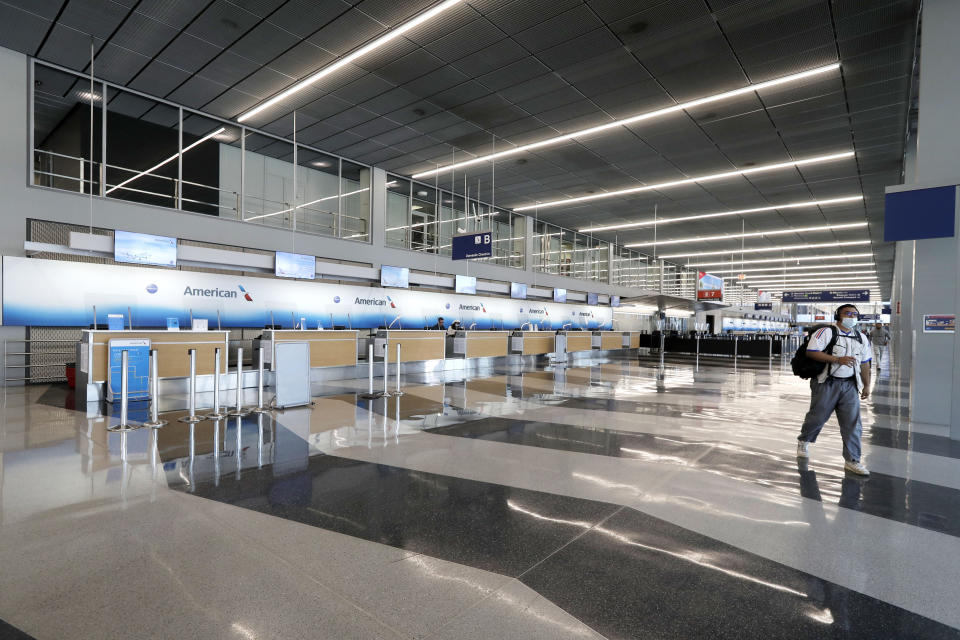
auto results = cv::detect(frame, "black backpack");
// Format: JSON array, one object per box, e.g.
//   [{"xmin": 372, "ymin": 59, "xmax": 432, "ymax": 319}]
[{"xmin": 791, "ymin": 324, "xmax": 864, "ymax": 379}]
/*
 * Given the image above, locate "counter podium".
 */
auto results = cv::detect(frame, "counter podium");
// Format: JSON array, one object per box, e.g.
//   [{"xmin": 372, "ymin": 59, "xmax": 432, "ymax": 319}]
[
  {"xmin": 260, "ymin": 330, "xmax": 359, "ymax": 370},
  {"xmin": 509, "ymin": 331, "xmax": 556, "ymax": 355},
  {"xmin": 591, "ymin": 331, "xmax": 627, "ymax": 350},
  {"xmin": 77, "ymin": 330, "xmax": 229, "ymax": 403},
  {"xmin": 374, "ymin": 330, "xmax": 445, "ymax": 363},
  {"xmin": 450, "ymin": 331, "xmax": 509, "ymax": 359}
]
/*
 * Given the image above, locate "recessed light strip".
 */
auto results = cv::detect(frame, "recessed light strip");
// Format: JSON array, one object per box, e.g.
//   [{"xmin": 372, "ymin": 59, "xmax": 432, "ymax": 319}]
[
  {"xmin": 686, "ymin": 253, "xmax": 874, "ymax": 267},
  {"xmin": 412, "ymin": 63, "xmax": 841, "ymax": 179},
  {"xmin": 735, "ymin": 271, "xmax": 877, "ymax": 281},
  {"xmin": 625, "ymin": 222, "xmax": 867, "ymax": 248},
  {"xmin": 513, "ymin": 151, "xmax": 854, "ymax": 212},
  {"xmin": 659, "ymin": 240, "xmax": 871, "ymax": 259},
  {"xmin": 707, "ymin": 262, "xmax": 874, "ymax": 274},
  {"xmin": 578, "ymin": 196, "xmax": 862, "ymax": 233},
  {"xmin": 238, "ymin": 0, "xmax": 465, "ymax": 122}
]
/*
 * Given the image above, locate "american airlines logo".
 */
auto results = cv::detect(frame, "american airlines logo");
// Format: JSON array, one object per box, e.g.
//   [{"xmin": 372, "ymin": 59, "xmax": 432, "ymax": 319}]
[
  {"xmin": 355, "ymin": 296, "xmax": 387, "ymax": 306},
  {"xmin": 528, "ymin": 308, "xmax": 547, "ymax": 315},
  {"xmin": 183, "ymin": 285, "xmax": 248, "ymax": 300},
  {"xmin": 459, "ymin": 304, "xmax": 481, "ymax": 311}
]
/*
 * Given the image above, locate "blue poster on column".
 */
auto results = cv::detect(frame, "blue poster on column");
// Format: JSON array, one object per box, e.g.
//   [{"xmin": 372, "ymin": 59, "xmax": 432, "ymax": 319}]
[{"xmin": 107, "ymin": 338, "xmax": 151, "ymax": 402}]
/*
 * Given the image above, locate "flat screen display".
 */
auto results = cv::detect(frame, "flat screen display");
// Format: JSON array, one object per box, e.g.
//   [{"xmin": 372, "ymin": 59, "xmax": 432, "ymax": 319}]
[
  {"xmin": 455, "ymin": 275, "xmax": 477, "ymax": 295},
  {"xmin": 381, "ymin": 265, "xmax": 409, "ymax": 288},
  {"xmin": 697, "ymin": 271, "xmax": 724, "ymax": 301},
  {"xmin": 114, "ymin": 230, "xmax": 177, "ymax": 267},
  {"xmin": 587, "ymin": 292, "xmax": 598, "ymax": 305},
  {"xmin": 275, "ymin": 251, "xmax": 316, "ymax": 280},
  {"xmin": 510, "ymin": 282, "xmax": 527, "ymax": 299},
  {"xmin": 553, "ymin": 288, "xmax": 567, "ymax": 303},
  {"xmin": 610, "ymin": 295, "xmax": 620, "ymax": 307}
]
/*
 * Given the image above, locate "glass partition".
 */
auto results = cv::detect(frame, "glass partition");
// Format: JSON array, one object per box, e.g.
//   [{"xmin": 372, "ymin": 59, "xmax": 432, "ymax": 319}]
[
  {"xmin": 104, "ymin": 87, "xmax": 179, "ymax": 208},
  {"xmin": 32, "ymin": 65, "xmax": 103, "ymax": 195},
  {"xmin": 242, "ymin": 131, "xmax": 294, "ymax": 229},
  {"xmin": 386, "ymin": 177, "xmax": 410, "ymax": 248},
  {"xmin": 340, "ymin": 160, "xmax": 370, "ymax": 242},
  {"xmin": 296, "ymin": 148, "xmax": 339, "ymax": 237},
  {"xmin": 181, "ymin": 113, "xmax": 241, "ymax": 217}
]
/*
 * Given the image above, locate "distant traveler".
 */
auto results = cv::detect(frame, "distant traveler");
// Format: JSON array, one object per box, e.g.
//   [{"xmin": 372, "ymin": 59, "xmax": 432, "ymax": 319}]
[
  {"xmin": 869, "ymin": 323, "xmax": 890, "ymax": 368},
  {"xmin": 796, "ymin": 304, "xmax": 872, "ymax": 476},
  {"xmin": 433, "ymin": 317, "xmax": 445, "ymax": 330}
]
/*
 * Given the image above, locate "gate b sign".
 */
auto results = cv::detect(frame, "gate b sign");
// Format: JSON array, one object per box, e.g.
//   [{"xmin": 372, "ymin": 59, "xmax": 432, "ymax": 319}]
[{"xmin": 452, "ymin": 231, "xmax": 492, "ymax": 260}]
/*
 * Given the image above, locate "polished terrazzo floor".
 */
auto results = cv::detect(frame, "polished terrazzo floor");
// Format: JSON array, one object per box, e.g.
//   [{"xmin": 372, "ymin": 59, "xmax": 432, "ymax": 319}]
[{"xmin": 1, "ymin": 352, "xmax": 958, "ymax": 639}]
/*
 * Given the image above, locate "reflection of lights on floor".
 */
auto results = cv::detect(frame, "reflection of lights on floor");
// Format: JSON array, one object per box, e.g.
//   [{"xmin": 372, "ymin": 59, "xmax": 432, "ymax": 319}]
[{"xmin": 596, "ymin": 525, "xmax": 808, "ymax": 598}]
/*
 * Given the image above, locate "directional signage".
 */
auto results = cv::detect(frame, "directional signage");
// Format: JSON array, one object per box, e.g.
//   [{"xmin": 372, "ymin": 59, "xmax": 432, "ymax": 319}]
[
  {"xmin": 782, "ymin": 290, "xmax": 871, "ymax": 303},
  {"xmin": 452, "ymin": 231, "xmax": 492, "ymax": 260},
  {"xmin": 754, "ymin": 302, "xmax": 773, "ymax": 310}
]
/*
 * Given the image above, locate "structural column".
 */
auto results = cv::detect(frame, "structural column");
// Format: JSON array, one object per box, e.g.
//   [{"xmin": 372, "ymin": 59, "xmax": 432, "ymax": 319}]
[{"xmin": 898, "ymin": 0, "xmax": 960, "ymax": 438}]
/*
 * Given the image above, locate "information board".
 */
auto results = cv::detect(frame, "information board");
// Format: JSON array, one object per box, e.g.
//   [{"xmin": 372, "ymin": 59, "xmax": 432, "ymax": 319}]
[
  {"xmin": 696, "ymin": 272, "xmax": 723, "ymax": 300},
  {"xmin": 107, "ymin": 338, "xmax": 151, "ymax": 402},
  {"xmin": 923, "ymin": 314, "xmax": 955, "ymax": 333},
  {"xmin": 755, "ymin": 303, "xmax": 773, "ymax": 310},
  {"xmin": 452, "ymin": 232, "xmax": 492, "ymax": 260},
  {"xmin": 782, "ymin": 290, "xmax": 871, "ymax": 303}
]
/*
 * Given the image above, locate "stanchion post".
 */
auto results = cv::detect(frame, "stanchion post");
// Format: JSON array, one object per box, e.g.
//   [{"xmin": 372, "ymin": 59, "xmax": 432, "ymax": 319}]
[
  {"xmin": 382, "ymin": 338, "xmax": 392, "ymax": 398},
  {"xmin": 733, "ymin": 335, "xmax": 738, "ymax": 365},
  {"xmin": 361, "ymin": 343, "xmax": 383, "ymax": 399},
  {"xmin": 695, "ymin": 334, "xmax": 700, "ymax": 372},
  {"xmin": 178, "ymin": 349, "xmax": 203, "ymax": 423},
  {"xmin": 108, "ymin": 350, "xmax": 138, "ymax": 431},
  {"xmin": 143, "ymin": 349, "xmax": 167, "ymax": 428},
  {"xmin": 394, "ymin": 343, "xmax": 404, "ymax": 396},
  {"xmin": 251, "ymin": 346, "xmax": 271, "ymax": 413},
  {"xmin": 204, "ymin": 348, "xmax": 226, "ymax": 420},
  {"xmin": 227, "ymin": 347, "xmax": 249, "ymax": 417}
]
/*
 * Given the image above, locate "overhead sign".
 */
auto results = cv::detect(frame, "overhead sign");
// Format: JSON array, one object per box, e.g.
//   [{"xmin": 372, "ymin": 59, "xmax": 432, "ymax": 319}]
[
  {"xmin": 696, "ymin": 271, "xmax": 723, "ymax": 301},
  {"xmin": 452, "ymin": 231, "xmax": 492, "ymax": 260},
  {"xmin": 1, "ymin": 257, "xmax": 613, "ymax": 331},
  {"xmin": 754, "ymin": 303, "xmax": 773, "ymax": 310},
  {"xmin": 884, "ymin": 185, "xmax": 956, "ymax": 242},
  {"xmin": 923, "ymin": 314, "xmax": 955, "ymax": 333},
  {"xmin": 782, "ymin": 290, "xmax": 870, "ymax": 303}
]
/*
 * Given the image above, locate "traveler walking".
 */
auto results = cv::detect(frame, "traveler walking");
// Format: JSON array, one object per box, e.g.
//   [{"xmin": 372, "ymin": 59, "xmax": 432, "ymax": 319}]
[
  {"xmin": 868, "ymin": 323, "xmax": 890, "ymax": 369},
  {"xmin": 796, "ymin": 305, "xmax": 873, "ymax": 475}
]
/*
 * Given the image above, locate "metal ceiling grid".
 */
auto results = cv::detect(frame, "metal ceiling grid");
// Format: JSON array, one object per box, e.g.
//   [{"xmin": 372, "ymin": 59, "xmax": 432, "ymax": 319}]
[{"xmin": 0, "ymin": 0, "xmax": 920, "ymax": 294}]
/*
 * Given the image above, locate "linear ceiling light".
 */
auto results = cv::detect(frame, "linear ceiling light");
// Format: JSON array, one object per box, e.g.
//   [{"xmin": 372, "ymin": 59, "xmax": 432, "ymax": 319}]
[
  {"xmin": 625, "ymin": 222, "xmax": 867, "ymax": 248},
  {"xmin": 513, "ymin": 151, "xmax": 854, "ymax": 212},
  {"xmin": 106, "ymin": 127, "xmax": 225, "ymax": 195},
  {"xmin": 412, "ymin": 63, "xmax": 841, "ymax": 179},
  {"xmin": 238, "ymin": 0, "xmax": 464, "ymax": 122},
  {"xmin": 578, "ymin": 196, "xmax": 862, "ymax": 233},
  {"xmin": 686, "ymin": 252, "xmax": 874, "ymax": 267},
  {"xmin": 746, "ymin": 279, "xmax": 880, "ymax": 286},
  {"xmin": 735, "ymin": 271, "xmax": 877, "ymax": 280},
  {"xmin": 659, "ymin": 240, "xmax": 870, "ymax": 259},
  {"xmin": 708, "ymin": 262, "xmax": 874, "ymax": 274}
]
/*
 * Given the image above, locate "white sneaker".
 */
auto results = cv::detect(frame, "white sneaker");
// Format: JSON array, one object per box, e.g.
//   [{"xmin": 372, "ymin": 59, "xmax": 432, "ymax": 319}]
[
  {"xmin": 796, "ymin": 441, "xmax": 809, "ymax": 458},
  {"xmin": 844, "ymin": 460, "xmax": 870, "ymax": 476}
]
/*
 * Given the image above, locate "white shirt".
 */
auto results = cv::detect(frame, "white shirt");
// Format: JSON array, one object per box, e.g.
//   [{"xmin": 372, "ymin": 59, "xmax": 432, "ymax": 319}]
[{"xmin": 808, "ymin": 325, "xmax": 872, "ymax": 389}]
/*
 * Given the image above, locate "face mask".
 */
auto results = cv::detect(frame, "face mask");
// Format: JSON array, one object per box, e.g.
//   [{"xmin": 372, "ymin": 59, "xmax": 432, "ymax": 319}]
[{"xmin": 841, "ymin": 317, "xmax": 857, "ymax": 329}]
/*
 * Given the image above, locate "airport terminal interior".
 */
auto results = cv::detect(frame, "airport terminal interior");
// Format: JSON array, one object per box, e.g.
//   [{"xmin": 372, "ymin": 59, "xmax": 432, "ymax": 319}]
[{"xmin": 1, "ymin": 0, "xmax": 959, "ymax": 638}]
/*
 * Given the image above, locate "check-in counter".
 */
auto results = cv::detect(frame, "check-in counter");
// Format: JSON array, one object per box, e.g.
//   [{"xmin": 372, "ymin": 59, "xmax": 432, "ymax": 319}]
[
  {"xmin": 627, "ymin": 332, "xmax": 642, "ymax": 348},
  {"xmin": 260, "ymin": 330, "xmax": 358, "ymax": 370},
  {"xmin": 450, "ymin": 331, "xmax": 509, "ymax": 358},
  {"xmin": 77, "ymin": 330, "xmax": 229, "ymax": 403},
  {"xmin": 591, "ymin": 331, "xmax": 627, "ymax": 350},
  {"xmin": 374, "ymin": 330, "xmax": 445, "ymax": 362},
  {"xmin": 559, "ymin": 330, "xmax": 593, "ymax": 353},
  {"xmin": 510, "ymin": 331, "xmax": 556, "ymax": 355}
]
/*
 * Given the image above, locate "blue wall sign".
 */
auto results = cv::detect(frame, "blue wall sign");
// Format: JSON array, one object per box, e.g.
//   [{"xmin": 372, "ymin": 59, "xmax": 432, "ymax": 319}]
[
  {"xmin": 107, "ymin": 338, "xmax": 151, "ymax": 402},
  {"xmin": 884, "ymin": 185, "xmax": 957, "ymax": 242},
  {"xmin": 754, "ymin": 302, "xmax": 772, "ymax": 310},
  {"xmin": 452, "ymin": 232, "xmax": 492, "ymax": 260},
  {"xmin": 782, "ymin": 290, "xmax": 871, "ymax": 303}
]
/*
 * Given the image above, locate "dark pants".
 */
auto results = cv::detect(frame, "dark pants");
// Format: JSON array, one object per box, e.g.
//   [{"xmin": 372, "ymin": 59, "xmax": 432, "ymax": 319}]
[{"xmin": 797, "ymin": 377, "xmax": 862, "ymax": 462}]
